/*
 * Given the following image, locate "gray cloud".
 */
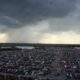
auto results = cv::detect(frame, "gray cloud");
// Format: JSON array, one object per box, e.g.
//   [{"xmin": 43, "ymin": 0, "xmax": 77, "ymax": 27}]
[
  {"xmin": 0, "ymin": 0, "xmax": 76, "ymax": 29},
  {"xmin": 0, "ymin": 0, "xmax": 80, "ymax": 43},
  {"xmin": 48, "ymin": 15, "xmax": 80, "ymax": 33},
  {"xmin": 48, "ymin": 0, "xmax": 80, "ymax": 33},
  {"xmin": 6, "ymin": 22, "xmax": 47, "ymax": 43}
]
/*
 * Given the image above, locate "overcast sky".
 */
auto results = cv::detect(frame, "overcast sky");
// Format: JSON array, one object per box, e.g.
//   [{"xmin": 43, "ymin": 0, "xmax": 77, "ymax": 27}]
[{"xmin": 0, "ymin": 0, "xmax": 80, "ymax": 44}]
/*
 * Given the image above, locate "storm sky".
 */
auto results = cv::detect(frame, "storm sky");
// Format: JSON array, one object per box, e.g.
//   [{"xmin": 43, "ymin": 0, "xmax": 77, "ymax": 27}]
[{"xmin": 0, "ymin": 0, "xmax": 80, "ymax": 43}]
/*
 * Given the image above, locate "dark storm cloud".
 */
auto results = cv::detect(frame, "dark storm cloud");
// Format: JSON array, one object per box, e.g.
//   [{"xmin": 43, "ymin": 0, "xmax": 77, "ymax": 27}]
[
  {"xmin": 0, "ymin": 0, "xmax": 76, "ymax": 28},
  {"xmin": 48, "ymin": 15, "xmax": 80, "ymax": 32}
]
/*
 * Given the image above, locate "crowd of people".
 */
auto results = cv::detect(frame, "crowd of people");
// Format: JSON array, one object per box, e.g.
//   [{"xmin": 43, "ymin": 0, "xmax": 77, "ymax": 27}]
[{"xmin": 0, "ymin": 46, "xmax": 80, "ymax": 80}]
